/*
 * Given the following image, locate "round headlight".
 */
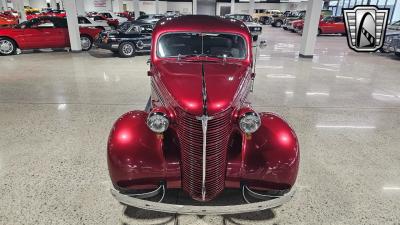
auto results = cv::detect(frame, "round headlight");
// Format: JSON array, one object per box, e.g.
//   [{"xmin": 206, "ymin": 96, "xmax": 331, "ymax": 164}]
[
  {"xmin": 239, "ymin": 112, "xmax": 261, "ymax": 134},
  {"xmin": 147, "ymin": 112, "xmax": 169, "ymax": 133}
]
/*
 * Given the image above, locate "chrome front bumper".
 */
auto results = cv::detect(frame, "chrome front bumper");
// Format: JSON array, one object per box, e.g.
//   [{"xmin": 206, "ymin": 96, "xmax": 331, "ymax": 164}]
[{"xmin": 111, "ymin": 186, "xmax": 296, "ymax": 215}]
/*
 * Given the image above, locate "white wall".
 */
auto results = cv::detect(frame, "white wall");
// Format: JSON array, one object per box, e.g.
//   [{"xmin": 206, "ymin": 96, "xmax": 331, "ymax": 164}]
[
  {"xmin": 84, "ymin": 0, "xmax": 113, "ymax": 12},
  {"xmin": 29, "ymin": 0, "xmax": 47, "ymax": 8},
  {"xmin": 216, "ymin": 2, "xmax": 303, "ymax": 15},
  {"xmin": 167, "ymin": 2, "xmax": 192, "ymax": 14},
  {"xmin": 122, "ymin": 0, "xmax": 167, "ymax": 13}
]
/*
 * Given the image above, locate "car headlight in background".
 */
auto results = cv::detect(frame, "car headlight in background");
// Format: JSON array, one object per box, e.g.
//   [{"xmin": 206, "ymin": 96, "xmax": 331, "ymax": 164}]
[
  {"xmin": 239, "ymin": 112, "xmax": 261, "ymax": 134},
  {"xmin": 147, "ymin": 112, "xmax": 169, "ymax": 133}
]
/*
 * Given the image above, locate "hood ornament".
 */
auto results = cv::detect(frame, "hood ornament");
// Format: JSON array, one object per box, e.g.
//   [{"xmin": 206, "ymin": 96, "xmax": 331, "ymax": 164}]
[{"xmin": 196, "ymin": 63, "xmax": 213, "ymax": 201}]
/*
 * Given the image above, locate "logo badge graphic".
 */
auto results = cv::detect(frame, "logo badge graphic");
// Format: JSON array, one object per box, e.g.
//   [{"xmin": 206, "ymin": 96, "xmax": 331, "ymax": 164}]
[{"xmin": 343, "ymin": 6, "xmax": 389, "ymax": 52}]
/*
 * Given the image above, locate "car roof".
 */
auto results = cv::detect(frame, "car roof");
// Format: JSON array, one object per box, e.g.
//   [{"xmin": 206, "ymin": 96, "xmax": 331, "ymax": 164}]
[{"xmin": 153, "ymin": 15, "xmax": 250, "ymax": 37}]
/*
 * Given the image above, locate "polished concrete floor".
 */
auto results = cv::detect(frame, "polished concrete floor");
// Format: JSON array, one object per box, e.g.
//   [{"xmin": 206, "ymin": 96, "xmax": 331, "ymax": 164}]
[{"xmin": 1, "ymin": 26, "xmax": 400, "ymax": 225}]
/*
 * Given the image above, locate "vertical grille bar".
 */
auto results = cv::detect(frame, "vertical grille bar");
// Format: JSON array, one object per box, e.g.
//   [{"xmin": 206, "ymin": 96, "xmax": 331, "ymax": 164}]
[{"xmin": 176, "ymin": 109, "xmax": 233, "ymax": 201}]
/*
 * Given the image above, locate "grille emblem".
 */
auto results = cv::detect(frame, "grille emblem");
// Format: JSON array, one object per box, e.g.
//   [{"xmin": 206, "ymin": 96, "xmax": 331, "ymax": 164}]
[{"xmin": 343, "ymin": 6, "xmax": 389, "ymax": 52}]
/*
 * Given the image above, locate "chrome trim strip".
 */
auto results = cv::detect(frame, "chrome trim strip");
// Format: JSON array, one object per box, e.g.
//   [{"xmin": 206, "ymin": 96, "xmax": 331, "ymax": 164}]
[
  {"xmin": 126, "ymin": 185, "xmax": 163, "ymax": 199},
  {"xmin": 196, "ymin": 115, "xmax": 213, "ymax": 201},
  {"xmin": 110, "ymin": 187, "xmax": 296, "ymax": 215}
]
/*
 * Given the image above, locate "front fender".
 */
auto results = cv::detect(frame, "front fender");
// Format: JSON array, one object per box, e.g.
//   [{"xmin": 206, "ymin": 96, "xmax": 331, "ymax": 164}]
[
  {"xmin": 107, "ymin": 111, "xmax": 166, "ymax": 191},
  {"xmin": 241, "ymin": 112, "xmax": 299, "ymax": 191}
]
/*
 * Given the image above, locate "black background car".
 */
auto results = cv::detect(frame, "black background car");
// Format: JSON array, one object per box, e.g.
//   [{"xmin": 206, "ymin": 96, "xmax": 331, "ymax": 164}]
[{"xmin": 95, "ymin": 23, "xmax": 151, "ymax": 57}]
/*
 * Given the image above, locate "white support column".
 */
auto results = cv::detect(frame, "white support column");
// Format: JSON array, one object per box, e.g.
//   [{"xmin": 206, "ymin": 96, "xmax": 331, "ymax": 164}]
[
  {"xmin": 15, "ymin": 0, "xmax": 27, "ymax": 22},
  {"xmin": 75, "ymin": 0, "xmax": 85, "ymax": 16},
  {"xmin": 117, "ymin": 0, "xmax": 124, "ymax": 12},
  {"xmin": 155, "ymin": 0, "xmax": 159, "ymax": 14},
  {"xmin": 231, "ymin": 0, "xmax": 235, "ymax": 14},
  {"xmin": 64, "ymin": 0, "xmax": 82, "ymax": 52},
  {"xmin": 249, "ymin": 0, "xmax": 255, "ymax": 15},
  {"xmin": 133, "ymin": 0, "xmax": 140, "ymax": 19},
  {"xmin": 299, "ymin": 0, "xmax": 322, "ymax": 58},
  {"xmin": 192, "ymin": 0, "xmax": 197, "ymax": 15},
  {"xmin": 0, "ymin": 0, "xmax": 7, "ymax": 11}
]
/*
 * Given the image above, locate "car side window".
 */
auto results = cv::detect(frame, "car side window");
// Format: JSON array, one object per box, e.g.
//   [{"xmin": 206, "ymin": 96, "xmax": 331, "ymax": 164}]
[
  {"xmin": 31, "ymin": 18, "xmax": 54, "ymax": 28},
  {"xmin": 334, "ymin": 17, "xmax": 343, "ymax": 23},
  {"xmin": 103, "ymin": 13, "xmax": 112, "ymax": 18},
  {"xmin": 78, "ymin": 17, "xmax": 91, "ymax": 24}
]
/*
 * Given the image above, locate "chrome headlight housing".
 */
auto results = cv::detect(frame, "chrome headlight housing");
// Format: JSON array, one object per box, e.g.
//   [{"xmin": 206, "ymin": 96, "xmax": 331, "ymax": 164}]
[
  {"xmin": 147, "ymin": 112, "xmax": 169, "ymax": 133},
  {"xmin": 239, "ymin": 112, "xmax": 261, "ymax": 134}
]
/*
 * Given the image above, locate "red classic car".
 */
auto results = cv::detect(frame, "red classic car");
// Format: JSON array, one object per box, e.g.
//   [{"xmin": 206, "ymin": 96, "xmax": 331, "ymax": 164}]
[
  {"xmin": 107, "ymin": 15, "xmax": 299, "ymax": 214},
  {"xmin": 295, "ymin": 16, "xmax": 345, "ymax": 35},
  {"xmin": 0, "ymin": 17, "xmax": 101, "ymax": 55}
]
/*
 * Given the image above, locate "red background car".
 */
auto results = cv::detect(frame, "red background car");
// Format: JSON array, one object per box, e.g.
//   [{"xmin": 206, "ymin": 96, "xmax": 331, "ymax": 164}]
[
  {"xmin": 0, "ymin": 17, "xmax": 101, "ymax": 55},
  {"xmin": 296, "ymin": 16, "xmax": 345, "ymax": 35}
]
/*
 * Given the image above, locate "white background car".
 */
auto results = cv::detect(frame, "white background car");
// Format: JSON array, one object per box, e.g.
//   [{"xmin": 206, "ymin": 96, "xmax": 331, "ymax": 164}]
[
  {"xmin": 78, "ymin": 16, "xmax": 111, "ymax": 31},
  {"xmin": 98, "ymin": 12, "xmax": 128, "ymax": 24}
]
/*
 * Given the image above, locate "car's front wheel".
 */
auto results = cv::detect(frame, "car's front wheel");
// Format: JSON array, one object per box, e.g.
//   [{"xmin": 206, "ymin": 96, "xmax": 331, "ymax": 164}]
[
  {"xmin": 118, "ymin": 42, "xmax": 136, "ymax": 58},
  {"xmin": 0, "ymin": 38, "xmax": 16, "ymax": 56},
  {"xmin": 80, "ymin": 35, "xmax": 93, "ymax": 51},
  {"xmin": 275, "ymin": 21, "xmax": 282, "ymax": 27}
]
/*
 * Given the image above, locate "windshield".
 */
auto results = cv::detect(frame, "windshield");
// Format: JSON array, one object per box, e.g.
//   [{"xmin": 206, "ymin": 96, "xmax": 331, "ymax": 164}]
[
  {"xmin": 322, "ymin": 16, "xmax": 333, "ymax": 22},
  {"xmin": 157, "ymin": 33, "xmax": 247, "ymax": 59},
  {"xmin": 118, "ymin": 22, "xmax": 131, "ymax": 32}
]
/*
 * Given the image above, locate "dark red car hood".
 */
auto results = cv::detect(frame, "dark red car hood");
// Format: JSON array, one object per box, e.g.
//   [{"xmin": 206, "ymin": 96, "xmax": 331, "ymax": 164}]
[{"xmin": 156, "ymin": 60, "xmax": 249, "ymax": 116}]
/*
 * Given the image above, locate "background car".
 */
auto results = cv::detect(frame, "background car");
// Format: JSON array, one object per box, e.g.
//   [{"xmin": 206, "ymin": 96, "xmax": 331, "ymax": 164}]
[
  {"xmin": 0, "ymin": 16, "xmax": 18, "ymax": 27},
  {"xmin": 282, "ymin": 10, "xmax": 306, "ymax": 30},
  {"xmin": 78, "ymin": 16, "xmax": 111, "ymax": 31},
  {"xmin": 294, "ymin": 16, "xmax": 346, "ymax": 35},
  {"xmin": 98, "ymin": 11, "xmax": 127, "ymax": 24},
  {"xmin": 252, "ymin": 9, "xmax": 282, "ymax": 22},
  {"xmin": 135, "ymin": 14, "xmax": 165, "ymax": 24},
  {"xmin": 95, "ymin": 22, "xmax": 151, "ymax": 57},
  {"xmin": 88, "ymin": 14, "xmax": 119, "ymax": 28},
  {"xmin": 225, "ymin": 14, "xmax": 262, "ymax": 41},
  {"xmin": 0, "ymin": 17, "xmax": 101, "ymax": 55},
  {"xmin": 392, "ymin": 36, "xmax": 400, "ymax": 56}
]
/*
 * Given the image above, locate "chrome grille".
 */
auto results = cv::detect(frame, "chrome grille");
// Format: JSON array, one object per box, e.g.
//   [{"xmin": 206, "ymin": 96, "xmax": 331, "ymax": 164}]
[{"xmin": 176, "ymin": 109, "xmax": 233, "ymax": 201}]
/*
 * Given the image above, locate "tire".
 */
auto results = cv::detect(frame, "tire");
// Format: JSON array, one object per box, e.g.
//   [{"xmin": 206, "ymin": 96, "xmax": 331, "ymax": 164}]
[
  {"xmin": 317, "ymin": 29, "xmax": 322, "ymax": 36},
  {"xmin": 253, "ymin": 35, "xmax": 258, "ymax": 41},
  {"xmin": 0, "ymin": 37, "xmax": 17, "ymax": 56},
  {"xmin": 395, "ymin": 52, "xmax": 400, "ymax": 57},
  {"xmin": 80, "ymin": 35, "xmax": 93, "ymax": 51},
  {"xmin": 275, "ymin": 20, "xmax": 282, "ymax": 27},
  {"xmin": 118, "ymin": 42, "xmax": 135, "ymax": 58}
]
